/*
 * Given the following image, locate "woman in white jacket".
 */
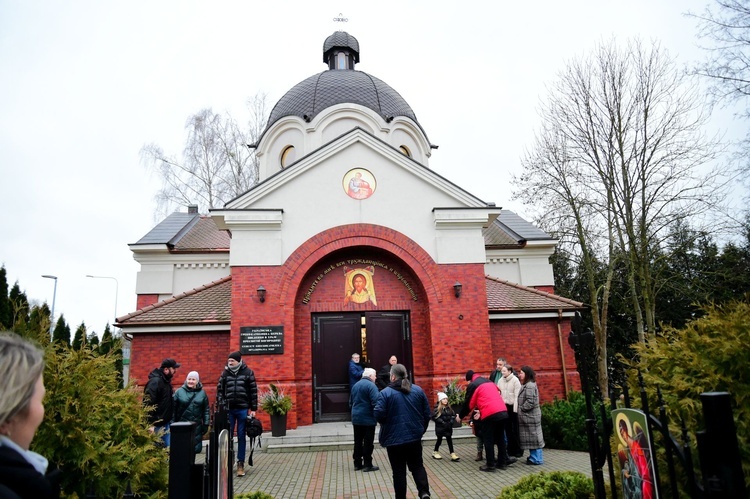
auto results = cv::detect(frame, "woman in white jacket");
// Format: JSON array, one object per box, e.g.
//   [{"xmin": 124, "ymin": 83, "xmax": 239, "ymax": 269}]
[{"xmin": 497, "ymin": 365, "xmax": 522, "ymax": 457}]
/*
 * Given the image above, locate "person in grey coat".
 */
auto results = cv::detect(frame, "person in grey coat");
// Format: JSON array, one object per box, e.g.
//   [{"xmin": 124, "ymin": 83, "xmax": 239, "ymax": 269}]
[
  {"xmin": 374, "ymin": 364, "xmax": 431, "ymax": 499},
  {"xmin": 349, "ymin": 367, "xmax": 380, "ymax": 472},
  {"xmin": 517, "ymin": 366, "xmax": 545, "ymax": 465}
]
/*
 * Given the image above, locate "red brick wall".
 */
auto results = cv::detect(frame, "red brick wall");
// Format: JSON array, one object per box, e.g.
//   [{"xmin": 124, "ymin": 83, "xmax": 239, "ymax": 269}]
[
  {"xmin": 136, "ymin": 294, "xmax": 160, "ymax": 310},
  {"xmin": 129, "ymin": 330, "xmax": 229, "ymax": 404},
  {"xmin": 488, "ymin": 317, "xmax": 580, "ymax": 404}
]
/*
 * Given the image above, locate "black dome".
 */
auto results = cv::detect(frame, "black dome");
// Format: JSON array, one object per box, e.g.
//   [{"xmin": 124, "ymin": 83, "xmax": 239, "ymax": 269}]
[
  {"xmin": 266, "ymin": 70, "xmax": 418, "ymax": 129},
  {"xmin": 260, "ymin": 31, "xmax": 427, "ymax": 141}
]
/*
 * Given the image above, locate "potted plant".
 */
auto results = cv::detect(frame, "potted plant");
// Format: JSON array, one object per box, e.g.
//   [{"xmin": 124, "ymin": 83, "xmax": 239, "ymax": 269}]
[{"xmin": 260, "ymin": 382, "xmax": 292, "ymax": 437}]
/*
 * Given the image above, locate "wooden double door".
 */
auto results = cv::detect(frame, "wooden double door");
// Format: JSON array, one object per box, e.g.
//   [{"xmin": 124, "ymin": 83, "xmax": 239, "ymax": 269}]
[{"xmin": 312, "ymin": 311, "xmax": 412, "ymax": 422}]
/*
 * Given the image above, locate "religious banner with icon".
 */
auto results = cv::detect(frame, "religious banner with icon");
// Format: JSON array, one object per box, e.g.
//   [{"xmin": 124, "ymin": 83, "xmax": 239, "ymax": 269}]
[
  {"xmin": 343, "ymin": 168, "xmax": 376, "ymax": 200},
  {"xmin": 612, "ymin": 408, "xmax": 658, "ymax": 499},
  {"xmin": 343, "ymin": 265, "xmax": 377, "ymax": 306}
]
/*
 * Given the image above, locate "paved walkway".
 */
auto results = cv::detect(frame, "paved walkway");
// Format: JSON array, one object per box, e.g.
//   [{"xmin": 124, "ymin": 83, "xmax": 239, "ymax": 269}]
[{"xmin": 197, "ymin": 423, "xmax": 595, "ymax": 498}]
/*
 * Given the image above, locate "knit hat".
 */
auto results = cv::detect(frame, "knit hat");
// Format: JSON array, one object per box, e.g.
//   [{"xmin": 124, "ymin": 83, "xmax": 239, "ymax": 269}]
[
  {"xmin": 187, "ymin": 371, "xmax": 200, "ymax": 383},
  {"xmin": 228, "ymin": 351, "xmax": 242, "ymax": 362},
  {"xmin": 465, "ymin": 370, "xmax": 475, "ymax": 381},
  {"xmin": 437, "ymin": 392, "xmax": 448, "ymax": 402}
]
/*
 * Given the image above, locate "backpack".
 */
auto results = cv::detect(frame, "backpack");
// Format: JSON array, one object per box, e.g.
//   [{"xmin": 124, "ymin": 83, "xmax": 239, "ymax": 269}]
[{"xmin": 245, "ymin": 416, "xmax": 263, "ymax": 466}]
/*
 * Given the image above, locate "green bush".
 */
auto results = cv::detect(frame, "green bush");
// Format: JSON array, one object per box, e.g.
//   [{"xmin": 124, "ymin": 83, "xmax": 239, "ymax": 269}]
[
  {"xmin": 541, "ymin": 391, "xmax": 606, "ymax": 452},
  {"xmin": 628, "ymin": 299, "xmax": 750, "ymax": 492},
  {"xmin": 497, "ymin": 471, "xmax": 594, "ymax": 498},
  {"xmin": 234, "ymin": 492, "xmax": 275, "ymax": 499},
  {"xmin": 34, "ymin": 346, "xmax": 168, "ymax": 498}
]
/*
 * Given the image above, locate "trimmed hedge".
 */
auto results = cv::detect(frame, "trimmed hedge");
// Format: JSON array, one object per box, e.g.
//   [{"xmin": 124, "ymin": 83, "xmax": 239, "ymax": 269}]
[{"xmin": 497, "ymin": 471, "xmax": 594, "ymax": 498}]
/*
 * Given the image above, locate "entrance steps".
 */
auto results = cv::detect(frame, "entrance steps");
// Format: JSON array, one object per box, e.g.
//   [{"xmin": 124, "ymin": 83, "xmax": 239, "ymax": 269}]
[{"xmin": 264, "ymin": 421, "xmax": 475, "ymax": 453}]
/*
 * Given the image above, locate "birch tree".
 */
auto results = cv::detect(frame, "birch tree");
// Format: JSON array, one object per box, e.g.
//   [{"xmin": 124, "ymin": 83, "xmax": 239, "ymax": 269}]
[{"xmin": 514, "ymin": 39, "xmax": 726, "ymax": 394}]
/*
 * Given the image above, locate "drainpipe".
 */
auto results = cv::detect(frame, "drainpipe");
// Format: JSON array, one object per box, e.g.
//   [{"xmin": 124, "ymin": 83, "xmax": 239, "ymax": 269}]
[{"xmin": 557, "ymin": 309, "xmax": 570, "ymax": 397}]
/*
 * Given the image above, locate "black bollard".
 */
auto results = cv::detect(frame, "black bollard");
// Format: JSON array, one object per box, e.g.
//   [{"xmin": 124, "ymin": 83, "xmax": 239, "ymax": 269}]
[
  {"xmin": 696, "ymin": 392, "xmax": 746, "ymax": 498},
  {"xmin": 169, "ymin": 421, "xmax": 198, "ymax": 499}
]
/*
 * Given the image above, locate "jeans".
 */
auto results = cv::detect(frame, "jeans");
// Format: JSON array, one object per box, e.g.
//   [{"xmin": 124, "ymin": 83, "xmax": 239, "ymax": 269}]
[
  {"xmin": 228, "ymin": 408, "xmax": 248, "ymax": 462},
  {"xmin": 352, "ymin": 424, "xmax": 376, "ymax": 467},
  {"xmin": 386, "ymin": 440, "xmax": 430, "ymax": 499},
  {"xmin": 528, "ymin": 448, "xmax": 544, "ymax": 464},
  {"xmin": 155, "ymin": 422, "xmax": 170, "ymax": 447}
]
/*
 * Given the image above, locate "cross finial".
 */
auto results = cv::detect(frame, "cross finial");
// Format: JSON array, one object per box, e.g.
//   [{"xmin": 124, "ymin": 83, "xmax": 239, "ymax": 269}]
[{"xmin": 333, "ymin": 12, "xmax": 348, "ymax": 25}]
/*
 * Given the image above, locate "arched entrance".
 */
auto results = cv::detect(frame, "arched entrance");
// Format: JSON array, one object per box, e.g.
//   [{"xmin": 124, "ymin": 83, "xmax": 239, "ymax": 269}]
[{"xmin": 312, "ymin": 311, "xmax": 413, "ymax": 422}]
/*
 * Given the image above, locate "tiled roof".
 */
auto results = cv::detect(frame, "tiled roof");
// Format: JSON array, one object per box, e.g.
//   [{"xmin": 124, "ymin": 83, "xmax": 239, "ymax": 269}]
[
  {"xmin": 117, "ymin": 276, "xmax": 231, "ymax": 326},
  {"xmin": 485, "ymin": 276, "xmax": 583, "ymax": 312},
  {"xmin": 132, "ymin": 212, "xmax": 199, "ymax": 245},
  {"xmin": 173, "ymin": 217, "xmax": 229, "ymax": 251}
]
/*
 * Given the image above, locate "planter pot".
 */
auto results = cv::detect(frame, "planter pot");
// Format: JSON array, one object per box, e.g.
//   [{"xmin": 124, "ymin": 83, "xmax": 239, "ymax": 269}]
[{"xmin": 270, "ymin": 414, "xmax": 287, "ymax": 437}]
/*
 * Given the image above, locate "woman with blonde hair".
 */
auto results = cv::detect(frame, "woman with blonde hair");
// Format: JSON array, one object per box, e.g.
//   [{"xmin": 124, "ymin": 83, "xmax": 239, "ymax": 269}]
[{"xmin": 0, "ymin": 332, "xmax": 60, "ymax": 498}]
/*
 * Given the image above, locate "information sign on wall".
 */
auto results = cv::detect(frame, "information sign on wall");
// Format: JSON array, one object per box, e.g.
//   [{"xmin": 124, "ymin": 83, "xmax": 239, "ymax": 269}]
[{"xmin": 240, "ymin": 326, "xmax": 284, "ymax": 354}]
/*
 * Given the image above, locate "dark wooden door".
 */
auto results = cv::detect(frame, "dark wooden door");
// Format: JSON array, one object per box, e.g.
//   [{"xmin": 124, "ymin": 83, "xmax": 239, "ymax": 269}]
[{"xmin": 313, "ymin": 311, "xmax": 411, "ymax": 422}]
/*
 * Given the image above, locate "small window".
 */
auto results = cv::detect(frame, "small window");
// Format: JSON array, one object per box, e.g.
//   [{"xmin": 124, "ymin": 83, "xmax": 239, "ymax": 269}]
[
  {"xmin": 280, "ymin": 145, "xmax": 296, "ymax": 168},
  {"xmin": 399, "ymin": 145, "xmax": 411, "ymax": 158},
  {"xmin": 337, "ymin": 52, "xmax": 346, "ymax": 69}
]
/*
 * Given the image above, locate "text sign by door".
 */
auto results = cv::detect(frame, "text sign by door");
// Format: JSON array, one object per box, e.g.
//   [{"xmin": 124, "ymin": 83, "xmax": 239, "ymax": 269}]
[{"xmin": 240, "ymin": 326, "xmax": 284, "ymax": 354}]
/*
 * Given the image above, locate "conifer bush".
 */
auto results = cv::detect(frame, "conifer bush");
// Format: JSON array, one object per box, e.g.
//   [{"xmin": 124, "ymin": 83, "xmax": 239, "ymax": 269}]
[
  {"xmin": 34, "ymin": 346, "xmax": 168, "ymax": 498},
  {"xmin": 541, "ymin": 391, "xmax": 607, "ymax": 451},
  {"xmin": 629, "ymin": 299, "xmax": 750, "ymax": 491},
  {"xmin": 497, "ymin": 471, "xmax": 594, "ymax": 498}
]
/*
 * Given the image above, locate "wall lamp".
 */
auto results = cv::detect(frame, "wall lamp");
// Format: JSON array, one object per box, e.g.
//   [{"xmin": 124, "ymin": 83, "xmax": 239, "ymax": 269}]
[
  {"xmin": 453, "ymin": 281, "xmax": 462, "ymax": 298},
  {"xmin": 257, "ymin": 285, "xmax": 267, "ymax": 303}
]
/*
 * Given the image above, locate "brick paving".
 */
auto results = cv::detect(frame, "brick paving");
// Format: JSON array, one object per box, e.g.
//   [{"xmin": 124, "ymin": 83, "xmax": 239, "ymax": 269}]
[{"xmin": 215, "ymin": 442, "xmax": 594, "ymax": 498}]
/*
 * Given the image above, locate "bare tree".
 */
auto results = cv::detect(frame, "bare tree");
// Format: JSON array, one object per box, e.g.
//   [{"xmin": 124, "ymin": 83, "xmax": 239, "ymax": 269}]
[
  {"xmin": 514, "ymin": 39, "xmax": 726, "ymax": 394},
  {"xmin": 141, "ymin": 92, "xmax": 269, "ymax": 217}
]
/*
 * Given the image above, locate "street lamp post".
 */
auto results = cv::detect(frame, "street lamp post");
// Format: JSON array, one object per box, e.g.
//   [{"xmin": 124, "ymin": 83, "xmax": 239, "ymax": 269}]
[
  {"xmin": 41, "ymin": 275, "xmax": 57, "ymax": 338},
  {"xmin": 86, "ymin": 275, "xmax": 119, "ymax": 326}
]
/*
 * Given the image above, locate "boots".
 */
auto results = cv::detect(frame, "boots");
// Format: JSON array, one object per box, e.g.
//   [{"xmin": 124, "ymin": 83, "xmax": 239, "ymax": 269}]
[
  {"xmin": 236, "ymin": 461, "xmax": 245, "ymax": 477},
  {"xmin": 475, "ymin": 451, "xmax": 483, "ymax": 461},
  {"xmin": 450, "ymin": 453, "xmax": 460, "ymax": 462}
]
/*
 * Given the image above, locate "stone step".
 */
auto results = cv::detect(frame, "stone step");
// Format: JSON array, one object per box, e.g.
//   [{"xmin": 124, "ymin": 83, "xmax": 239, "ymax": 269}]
[{"xmin": 263, "ymin": 422, "xmax": 476, "ymax": 454}]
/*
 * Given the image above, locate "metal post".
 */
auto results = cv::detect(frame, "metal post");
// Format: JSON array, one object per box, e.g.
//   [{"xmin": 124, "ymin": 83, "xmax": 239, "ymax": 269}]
[
  {"xmin": 85, "ymin": 275, "xmax": 119, "ymax": 325},
  {"xmin": 41, "ymin": 275, "xmax": 57, "ymax": 338},
  {"xmin": 169, "ymin": 421, "xmax": 198, "ymax": 499}
]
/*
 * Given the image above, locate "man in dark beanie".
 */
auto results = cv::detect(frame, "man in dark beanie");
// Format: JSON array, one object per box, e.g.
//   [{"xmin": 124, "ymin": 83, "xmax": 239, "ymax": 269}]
[
  {"xmin": 218, "ymin": 351, "xmax": 258, "ymax": 477},
  {"xmin": 144, "ymin": 358, "xmax": 180, "ymax": 447}
]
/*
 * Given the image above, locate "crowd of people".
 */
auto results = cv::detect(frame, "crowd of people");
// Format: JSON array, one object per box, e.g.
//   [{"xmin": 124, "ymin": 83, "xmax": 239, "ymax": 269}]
[
  {"xmin": 347, "ymin": 352, "xmax": 546, "ymax": 498},
  {"xmin": 0, "ymin": 330, "xmax": 543, "ymax": 499}
]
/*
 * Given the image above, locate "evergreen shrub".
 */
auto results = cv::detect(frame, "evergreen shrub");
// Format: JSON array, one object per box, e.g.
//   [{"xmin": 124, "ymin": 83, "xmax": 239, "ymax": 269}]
[
  {"xmin": 33, "ymin": 346, "xmax": 168, "ymax": 498},
  {"xmin": 497, "ymin": 471, "xmax": 594, "ymax": 498},
  {"xmin": 234, "ymin": 492, "xmax": 275, "ymax": 499},
  {"xmin": 541, "ymin": 391, "xmax": 605, "ymax": 451}
]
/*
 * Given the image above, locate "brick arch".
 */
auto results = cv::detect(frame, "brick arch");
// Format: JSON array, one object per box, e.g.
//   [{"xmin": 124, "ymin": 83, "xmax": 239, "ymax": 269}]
[{"xmin": 276, "ymin": 224, "xmax": 444, "ymax": 306}]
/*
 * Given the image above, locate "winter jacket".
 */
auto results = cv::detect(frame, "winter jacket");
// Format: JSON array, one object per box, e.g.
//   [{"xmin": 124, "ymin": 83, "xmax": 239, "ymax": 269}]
[
  {"xmin": 173, "ymin": 381, "xmax": 210, "ymax": 453},
  {"xmin": 497, "ymin": 372, "xmax": 521, "ymax": 410},
  {"xmin": 432, "ymin": 403, "xmax": 457, "ymax": 438},
  {"xmin": 218, "ymin": 361, "xmax": 258, "ymax": 411},
  {"xmin": 517, "ymin": 381, "xmax": 545, "ymax": 449},
  {"xmin": 349, "ymin": 377, "xmax": 379, "ymax": 426},
  {"xmin": 0, "ymin": 444, "xmax": 61, "ymax": 499},
  {"xmin": 143, "ymin": 368, "xmax": 174, "ymax": 425},
  {"xmin": 465, "ymin": 373, "xmax": 508, "ymax": 421},
  {"xmin": 374, "ymin": 380, "xmax": 431, "ymax": 447},
  {"xmin": 376, "ymin": 364, "xmax": 391, "ymax": 390},
  {"xmin": 348, "ymin": 360, "xmax": 364, "ymax": 390}
]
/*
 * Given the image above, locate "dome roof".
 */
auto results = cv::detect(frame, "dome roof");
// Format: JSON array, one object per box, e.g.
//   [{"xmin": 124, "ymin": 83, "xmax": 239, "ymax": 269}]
[{"xmin": 262, "ymin": 31, "xmax": 425, "ymax": 139}]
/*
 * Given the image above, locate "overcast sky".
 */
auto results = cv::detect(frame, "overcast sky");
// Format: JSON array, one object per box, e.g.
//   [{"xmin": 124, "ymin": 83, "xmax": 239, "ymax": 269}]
[{"xmin": 1, "ymin": 0, "xmax": 743, "ymax": 336}]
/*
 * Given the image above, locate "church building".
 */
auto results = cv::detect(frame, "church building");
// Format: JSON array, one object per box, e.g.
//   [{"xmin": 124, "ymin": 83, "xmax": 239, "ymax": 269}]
[{"xmin": 117, "ymin": 31, "xmax": 583, "ymax": 429}]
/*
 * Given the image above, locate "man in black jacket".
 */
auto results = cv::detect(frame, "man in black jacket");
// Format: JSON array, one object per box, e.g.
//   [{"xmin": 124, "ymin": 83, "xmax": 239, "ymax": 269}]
[
  {"xmin": 143, "ymin": 358, "xmax": 180, "ymax": 447},
  {"xmin": 218, "ymin": 351, "xmax": 258, "ymax": 477}
]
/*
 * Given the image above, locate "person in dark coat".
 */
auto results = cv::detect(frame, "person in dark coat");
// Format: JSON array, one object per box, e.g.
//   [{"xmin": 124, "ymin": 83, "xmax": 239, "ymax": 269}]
[
  {"xmin": 376, "ymin": 355, "xmax": 397, "ymax": 390},
  {"xmin": 217, "ymin": 351, "xmax": 258, "ymax": 477},
  {"xmin": 173, "ymin": 370, "xmax": 210, "ymax": 454},
  {"xmin": 431, "ymin": 392, "xmax": 460, "ymax": 461},
  {"xmin": 374, "ymin": 364, "xmax": 431, "ymax": 499},
  {"xmin": 143, "ymin": 357, "xmax": 180, "ymax": 447},
  {"xmin": 0, "ymin": 332, "xmax": 61, "ymax": 499},
  {"xmin": 349, "ymin": 368, "xmax": 380, "ymax": 472},
  {"xmin": 348, "ymin": 353, "xmax": 364, "ymax": 390}
]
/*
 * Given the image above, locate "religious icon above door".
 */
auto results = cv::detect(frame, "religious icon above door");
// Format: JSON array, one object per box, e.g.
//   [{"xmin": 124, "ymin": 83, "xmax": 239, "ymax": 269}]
[{"xmin": 344, "ymin": 266, "xmax": 378, "ymax": 306}]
